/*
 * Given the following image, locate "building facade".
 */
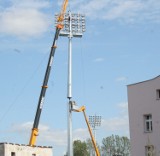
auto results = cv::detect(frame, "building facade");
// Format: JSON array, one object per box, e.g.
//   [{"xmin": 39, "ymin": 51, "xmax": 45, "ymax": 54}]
[
  {"xmin": 128, "ymin": 76, "xmax": 160, "ymax": 156},
  {"xmin": 0, "ymin": 143, "xmax": 53, "ymax": 156}
]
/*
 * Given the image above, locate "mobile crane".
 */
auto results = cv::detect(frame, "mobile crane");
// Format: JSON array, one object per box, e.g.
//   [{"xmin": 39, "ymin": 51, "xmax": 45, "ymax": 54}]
[{"xmin": 29, "ymin": 0, "xmax": 68, "ymax": 146}]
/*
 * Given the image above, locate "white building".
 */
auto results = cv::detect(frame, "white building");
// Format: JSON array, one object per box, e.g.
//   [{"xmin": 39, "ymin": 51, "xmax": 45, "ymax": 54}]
[
  {"xmin": 0, "ymin": 143, "xmax": 53, "ymax": 156},
  {"xmin": 127, "ymin": 76, "xmax": 160, "ymax": 156}
]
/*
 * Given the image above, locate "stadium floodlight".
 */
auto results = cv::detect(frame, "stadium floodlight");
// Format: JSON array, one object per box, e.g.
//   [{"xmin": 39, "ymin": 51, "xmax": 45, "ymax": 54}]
[
  {"xmin": 55, "ymin": 11, "xmax": 86, "ymax": 156},
  {"xmin": 89, "ymin": 115, "xmax": 101, "ymax": 156},
  {"xmin": 89, "ymin": 115, "xmax": 102, "ymax": 129},
  {"xmin": 55, "ymin": 11, "xmax": 86, "ymax": 37}
]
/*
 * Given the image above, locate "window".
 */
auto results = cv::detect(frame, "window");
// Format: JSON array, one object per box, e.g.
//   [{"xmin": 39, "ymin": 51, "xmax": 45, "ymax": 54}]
[
  {"xmin": 156, "ymin": 89, "xmax": 160, "ymax": 99},
  {"xmin": 145, "ymin": 145, "xmax": 154, "ymax": 156},
  {"xmin": 144, "ymin": 114, "xmax": 152, "ymax": 132},
  {"xmin": 11, "ymin": 152, "xmax": 16, "ymax": 156}
]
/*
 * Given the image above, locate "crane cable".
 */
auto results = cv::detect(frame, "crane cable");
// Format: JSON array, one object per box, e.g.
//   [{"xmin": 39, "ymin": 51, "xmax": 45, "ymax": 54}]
[
  {"xmin": 80, "ymin": 37, "xmax": 87, "ymax": 103},
  {"xmin": 0, "ymin": 52, "xmax": 50, "ymax": 123}
]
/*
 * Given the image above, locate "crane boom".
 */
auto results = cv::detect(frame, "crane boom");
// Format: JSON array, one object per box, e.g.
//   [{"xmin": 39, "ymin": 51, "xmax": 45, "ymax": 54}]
[
  {"xmin": 29, "ymin": 0, "xmax": 68, "ymax": 146},
  {"xmin": 72, "ymin": 105, "xmax": 100, "ymax": 156},
  {"xmin": 57, "ymin": 0, "xmax": 68, "ymax": 22},
  {"xmin": 83, "ymin": 110, "xmax": 100, "ymax": 156}
]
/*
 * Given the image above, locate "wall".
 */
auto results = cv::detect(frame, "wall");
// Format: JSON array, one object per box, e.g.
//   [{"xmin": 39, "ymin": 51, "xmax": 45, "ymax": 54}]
[
  {"xmin": 128, "ymin": 76, "xmax": 160, "ymax": 156},
  {"xmin": 0, "ymin": 144, "xmax": 4, "ymax": 156},
  {"xmin": 0, "ymin": 143, "xmax": 53, "ymax": 156}
]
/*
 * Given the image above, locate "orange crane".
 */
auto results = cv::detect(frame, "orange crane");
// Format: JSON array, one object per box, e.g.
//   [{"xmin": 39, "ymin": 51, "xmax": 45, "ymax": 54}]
[
  {"xmin": 72, "ymin": 104, "xmax": 100, "ymax": 156},
  {"xmin": 29, "ymin": 0, "xmax": 68, "ymax": 146}
]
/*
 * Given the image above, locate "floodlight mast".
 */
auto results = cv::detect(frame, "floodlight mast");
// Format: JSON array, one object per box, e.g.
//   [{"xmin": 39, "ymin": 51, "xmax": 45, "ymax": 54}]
[
  {"xmin": 68, "ymin": 11, "xmax": 72, "ymax": 99},
  {"xmin": 59, "ymin": 11, "xmax": 85, "ymax": 156},
  {"xmin": 68, "ymin": 11, "xmax": 73, "ymax": 156},
  {"xmin": 89, "ymin": 115, "xmax": 101, "ymax": 156}
]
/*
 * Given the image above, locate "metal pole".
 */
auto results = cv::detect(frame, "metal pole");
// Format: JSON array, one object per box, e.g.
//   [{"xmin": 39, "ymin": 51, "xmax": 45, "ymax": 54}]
[
  {"xmin": 94, "ymin": 128, "xmax": 96, "ymax": 156},
  {"xmin": 94, "ymin": 114, "xmax": 96, "ymax": 156},
  {"xmin": 67, "ymin": 11, "xmax": 72, "ymax": 99},
  {"xmin": 67, "ymin": 11, "xmax": 73, "ymax": 156},
  {"xmin": 68, "ymin": 101, "xmax": 73, "ymax": 156},
  {"xmin": 59, "ymin": 11, "xmax": 85, "ymax": 156}
]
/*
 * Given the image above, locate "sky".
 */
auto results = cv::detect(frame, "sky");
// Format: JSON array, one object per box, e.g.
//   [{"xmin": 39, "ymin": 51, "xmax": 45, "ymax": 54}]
[{"xmin": 0, "ymin": 0, "xmax": 160, "ymax": 155}]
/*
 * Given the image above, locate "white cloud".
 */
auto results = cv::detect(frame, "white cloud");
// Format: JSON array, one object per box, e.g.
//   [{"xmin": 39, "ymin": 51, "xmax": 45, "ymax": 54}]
[
  {"xmin": 101, "ymin": 102, "xmax": 129, "ymax": 135},
  {"xmin": 73, "ymin": 0, "xmax": 160, "ymax": 23},
  {"xmin": 11, "ymin": 121, "xmax": 32, "ymax": 132},
  {"xmin": 117, "ymin": 102, "xmax": 128, "ymax": 110},
  {"xmin": 9, "ymin": 103, "xmax": 130, "ymax": 145},
  {"xmin": 39, "ymin": 128, "xmax": 67, "ymax": 146},
  {"xmin": 39, "ymin": 127, "xmax": 90, "ymax": 146},
  {"xmin": 117, "ymin": 102, "xmax": 129, "ymax": 117},
  {"xmin": 102, "ymin": 117, "xmax": 129, "ymax": 132},
  {"xmin": 10, "ymin": 122, "xmax": 89, "ymax": 146},
  {"xmin": 11, "ymin": 122, "xmax": 67, "ymax": 146},
  {"xmin": 0, "ymin": 0, "xmax": 50, "ymax": 38},
  {"xmin": 93, "ymin": 57, "xmax": 105, "ymax": 62},
  {"xmin": 103, "ymin": 1, "xmax": 143, "ymax": 21},
  {"xmin": 1, "ymin": 0, "xmax": 160, "ymax": 38},
  {"xmin": 73, "ymin": 128, "xmax": 89, "ymax": 141},
  {"xmin": 10, "ymin": 0, "xmax": 50, "ymax": 9},
  {"xmin": 116, "ymin": 76, "xmax": 127, "ymax": 82}
]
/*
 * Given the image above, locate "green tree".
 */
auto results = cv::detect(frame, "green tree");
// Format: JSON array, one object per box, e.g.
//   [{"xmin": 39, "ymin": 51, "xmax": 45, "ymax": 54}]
[
  {"xmin": 86, "ymin": 138, "xmax": 101, "ymax": 156},
  {"xmin": 73, "ymin": 140, "xmax": 90, "ymax": 156},
  {"xmin": 86, "ymin": 138, "xmax": 99, "ymax": 156},
  {"xmin": 102, "ymin": 135, "xmax": 130, "ymax": 156}
]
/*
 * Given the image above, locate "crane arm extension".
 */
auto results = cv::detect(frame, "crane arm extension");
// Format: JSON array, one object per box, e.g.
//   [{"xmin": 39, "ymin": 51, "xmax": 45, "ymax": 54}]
[
  {"xmin": 29, "ymin": 26, "xmax": 61, "ymax": 146},
  {"xmin": 57, "ymin": 0, "xmax": 68, "ymax": 22},
  {"xmin": 83, "ymin": 110, "xmax": 100, "ymax": 156},
  {"xmin": 72, "ymin": 105, "xmax": 85, "ymax": 112}
]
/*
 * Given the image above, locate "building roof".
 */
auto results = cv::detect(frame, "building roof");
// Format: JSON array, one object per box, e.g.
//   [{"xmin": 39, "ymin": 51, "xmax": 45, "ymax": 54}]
[
  {"xmin": 127, "ymin": 75, "xmax": 160, "ymax": 87},
  {"xmin": 0, "ymin": 142, "xmax": 52, "ymax": 148}
]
